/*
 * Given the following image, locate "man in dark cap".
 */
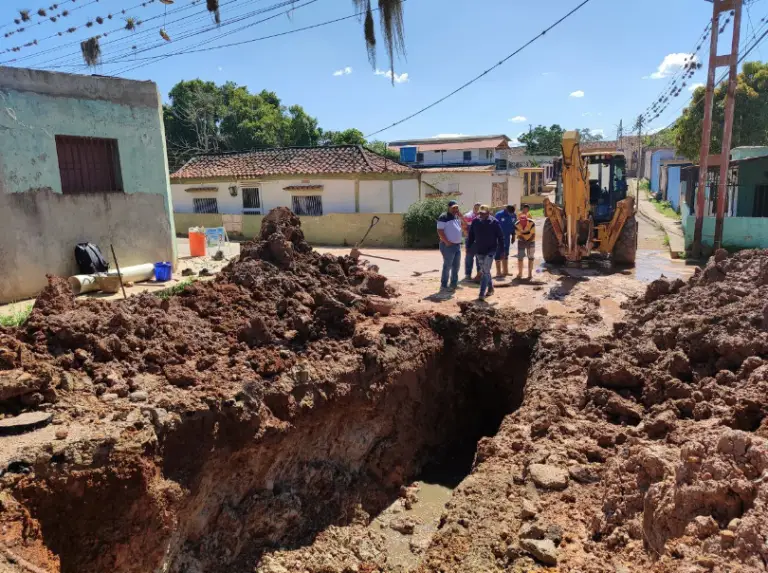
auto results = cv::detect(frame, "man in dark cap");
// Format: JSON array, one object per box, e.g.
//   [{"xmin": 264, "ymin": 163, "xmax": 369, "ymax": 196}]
[{"xmin": 436, "ymin": 200, "xmax": 462, "ymax": 292}]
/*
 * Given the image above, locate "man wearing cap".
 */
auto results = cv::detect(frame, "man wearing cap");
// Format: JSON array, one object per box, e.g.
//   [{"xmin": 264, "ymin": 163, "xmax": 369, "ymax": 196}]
[
  {"xmin": 494, "ymin": 204, "xmax": 517, "ymax": 278},
  {"xmin": 515, "ymin": 204, "xmax": 536, "ymax": 280},
  {"xmin": 467, "ymin": 204, "xmax": 504, "ymax": 301},
  {"xmin": 436, "ymin": 200, "xmax": 463, "ymax": 292},
  {"xmin": 462, "ymin": 202, "xmax": 482, "ymax": 281}
]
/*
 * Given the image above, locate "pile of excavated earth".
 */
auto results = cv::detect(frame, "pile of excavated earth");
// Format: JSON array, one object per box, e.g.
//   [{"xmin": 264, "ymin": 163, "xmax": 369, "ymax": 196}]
[{"xmin": 0, "ymin": 207, "xmax": 767, "ymax": 573}]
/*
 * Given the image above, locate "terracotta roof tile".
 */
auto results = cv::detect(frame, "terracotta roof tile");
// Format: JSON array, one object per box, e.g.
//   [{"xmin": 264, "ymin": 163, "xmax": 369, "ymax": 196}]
[{"xmin": 171, "ymin": 146, "xmax": 414, "ymax": 180}]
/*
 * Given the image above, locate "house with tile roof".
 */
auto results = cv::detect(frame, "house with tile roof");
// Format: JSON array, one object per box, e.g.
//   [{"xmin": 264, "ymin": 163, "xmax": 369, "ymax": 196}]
[{"xmin": 170, "ymin": 145, "xmax": 422, "ymax": 246}]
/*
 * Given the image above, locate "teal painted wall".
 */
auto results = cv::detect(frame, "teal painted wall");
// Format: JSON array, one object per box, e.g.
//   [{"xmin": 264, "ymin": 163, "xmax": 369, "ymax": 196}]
[
  {"xmin": 682, "ymin": 215, "xmax": 768, "ymax": 249},
  {"xmin": 736, "ymin": 157, "xmax": 768, "ymax": 217},
  {"xmin": 0, "ymin": 90, "xmax": 170, "ymax": 200}
]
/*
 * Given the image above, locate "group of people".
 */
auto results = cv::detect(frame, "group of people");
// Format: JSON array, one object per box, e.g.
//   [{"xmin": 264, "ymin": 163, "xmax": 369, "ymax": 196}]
[{"xmin": 436, "ymin": 200, "xmax": 536, "ymax": 301}]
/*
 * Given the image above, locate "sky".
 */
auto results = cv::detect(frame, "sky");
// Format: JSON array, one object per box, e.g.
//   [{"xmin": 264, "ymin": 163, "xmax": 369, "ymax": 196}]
[{"xmin": 1, "ymin": 0, "xmax": 767, "ymax": 144}]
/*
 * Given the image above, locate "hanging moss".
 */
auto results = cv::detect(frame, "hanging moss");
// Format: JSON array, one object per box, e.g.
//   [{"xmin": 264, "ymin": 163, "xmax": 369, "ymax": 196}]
[
  {"xmin": 80, "ymin": 36, "xmax": 101, "ymax": 67},
  {"xmin": 206, "ymin": 0, "xmax": 220, "ymax": 24}
]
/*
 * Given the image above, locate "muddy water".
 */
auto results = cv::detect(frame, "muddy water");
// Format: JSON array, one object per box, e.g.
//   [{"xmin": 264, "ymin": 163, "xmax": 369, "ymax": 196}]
[
  {"xmin": 633, "ymin": 249, "xmax": 696, "ymax": 283},
  {"xmin": 370, "ymin": 480, "xmax": 453, "ymax": 570}
]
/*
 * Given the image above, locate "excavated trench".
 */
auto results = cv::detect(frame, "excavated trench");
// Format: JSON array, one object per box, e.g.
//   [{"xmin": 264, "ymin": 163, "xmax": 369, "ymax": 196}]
[{"xmin": 9, "ymin": 312, "xmax": 538, "ymax": 573}]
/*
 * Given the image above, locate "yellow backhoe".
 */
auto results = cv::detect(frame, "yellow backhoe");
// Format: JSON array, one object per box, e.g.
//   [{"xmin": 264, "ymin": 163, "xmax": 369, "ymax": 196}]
[{"xmin": 543, "ymin": 130, "xmax": 637, "ymax": 266}]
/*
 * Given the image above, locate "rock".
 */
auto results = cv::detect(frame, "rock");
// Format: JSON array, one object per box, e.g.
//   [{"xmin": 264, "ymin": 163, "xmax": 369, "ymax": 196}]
[
  {"xmin": 569, "ymin": 464, "xmax": 600, "ymax": 483},
  {"xmin": 529, "ymin": 464, "xmax": 569, "ymax": 490},
  {"xmin": 0, "ymin": 370, "xmax": 46, "ymax": 402},
  {"xmin": 55, "ymin": 429, "xmax": 68, "ymax": 440},
  {"xmin": 0, "ymin": 412, "xmax": 53, "ymax": 435},
  {"xmin": 101, "ymin": 393, "xmax": 119, "ymax": 402},
  {"xmin": 129, "ymin": 391, "xmax": 148, "ymax": 402},
  {"xmin": 546, "ymin": 524, "xmax": 564, "ymax": 545},
  {"xmin": 644, "ymin": 409, "xmax": 678, "ymax": 439},
  {"xmin": 727, "ymin": 518, "xmax": 741, "ymax": 531},
  {"xmin": 520, "ymin": 499, "xmax": 538, "ymax": 520},
  {"xmin": 409, "ymin": 537, "xmax": 430, "ymax": 554},
  {"xmin": 720, "ymin": 529, "xmax": 736, "ymax": 546},
  {"xmin": 520, "ymin": 522, "xmax": 546, "ymax": 540},
  {"xmin": 696, "ymin": 555, "xmax": 716, "ymax": 569},
  {"xmin": 686, "ymin": 515, "xmax": 719, "ymax": 539},
  {"xmin": 520, "ymin": 538, "xmax": 558, "ymax": 566},
  {"xmin": 389, "ymin": 516, "xmax": 417, "ymax": 535},
  {"xmin": 20, "ymin": 392, "xmax": 44, "ymax": 407},
  {"xmin": 714, "ymin": 248, "xmax": 729, "ymax": 262},
  {"xmin": 533, "ymin": 307, "xmax": 549, "ymax": 316},
  {"xmin": 113, "ymin": 384, "xmax": 130, "ymax": 398}
]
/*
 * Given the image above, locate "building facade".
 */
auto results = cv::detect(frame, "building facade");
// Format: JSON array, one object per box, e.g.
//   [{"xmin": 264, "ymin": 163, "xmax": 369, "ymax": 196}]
[
  {"xmin": 170, "ymin": 146, "xmax": 420, "ymax": 247},
  {"xmin": 0, "ymin": 66, "xmax": 175, "ymax": 303}
]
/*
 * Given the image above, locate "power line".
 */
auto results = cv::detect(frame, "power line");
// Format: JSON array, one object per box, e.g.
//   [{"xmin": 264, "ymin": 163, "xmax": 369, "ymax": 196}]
[{"xmin": 364, "ymin": 0, "xmax": 594, "ymax": 138}]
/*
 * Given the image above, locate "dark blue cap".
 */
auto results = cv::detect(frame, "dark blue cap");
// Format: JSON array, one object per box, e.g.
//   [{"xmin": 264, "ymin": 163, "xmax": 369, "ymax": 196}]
[{"xmin": 448, "ymin": 200, "xmax": 458, "ymax": 207}]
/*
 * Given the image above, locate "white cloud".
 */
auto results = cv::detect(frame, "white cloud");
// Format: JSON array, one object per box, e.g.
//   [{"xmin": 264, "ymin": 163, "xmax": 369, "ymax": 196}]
[
  {"xmin": 333, "ymin": 66, "xmax": 353, "ymax": 76},
  {"xmin": 509, "ymin": 115, "xmax": 527, "ymax": 123},
  {"xmin": 432, "ymin": 133, "xmax": 466, "ymax": 139},
  {"xmin": 646, "ymin": 53, "xmax": 697, "ymax": 80},
  {"xmin": 217, "ymin": 66, "xmax": 223, "ymax": 72},
  {"xmin": 689, "ymin": 82, "xmax": 705, "ymax": 91},
  {"xmin": 582, "ymin": 112, "xmax": 592, "ymax": 117},
  {"xmin": 375, "ymin": 69, "xmax": 409, "ymax": 83},
  {"xmin": 570, "ymin": 90, "xmax": 585, "ymax": 98},
  {"xmin": 592, "ymin": 129, "xmax": 605, "ymax": 137},
  {"xmin": 541, "ymin": 72, "xmax": 553, "ymax": 76}
]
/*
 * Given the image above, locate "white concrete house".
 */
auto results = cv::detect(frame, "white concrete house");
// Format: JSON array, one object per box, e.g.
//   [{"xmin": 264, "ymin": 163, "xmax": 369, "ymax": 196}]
[{"xmin": 170, "ymin": 145, "xmax": 421, "ymax": 246}]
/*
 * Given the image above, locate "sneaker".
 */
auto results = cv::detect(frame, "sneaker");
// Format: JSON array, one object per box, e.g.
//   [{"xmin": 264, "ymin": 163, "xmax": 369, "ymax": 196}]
[
  {"xmin": 477, "ymin": 295, "xmax": 485, "ymax": 302},
  {"xmin": 448, "ymin": 285, "xmax": 457, "ymax": 292},
  {"xmin": 486, "ymin": 288, "xmax": 495, "ymax": 297}
]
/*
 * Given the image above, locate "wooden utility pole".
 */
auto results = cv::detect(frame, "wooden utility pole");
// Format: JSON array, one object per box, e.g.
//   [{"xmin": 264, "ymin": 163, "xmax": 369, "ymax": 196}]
[{"xmin": 692, "ymin": 0, "xmax": 743, "ymax": 257}]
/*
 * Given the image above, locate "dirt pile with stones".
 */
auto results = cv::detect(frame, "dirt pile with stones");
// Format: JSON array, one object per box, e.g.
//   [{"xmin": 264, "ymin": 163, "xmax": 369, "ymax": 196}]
[
  {"xmin": 0, "ymin": 207, "xmax": 396, "ymax": 421},
  {"xmin": 415, "ymin": 248, "xmax": 768, "ymax": 572}
]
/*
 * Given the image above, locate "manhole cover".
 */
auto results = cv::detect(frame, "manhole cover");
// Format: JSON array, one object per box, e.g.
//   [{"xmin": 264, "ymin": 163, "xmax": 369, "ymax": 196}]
[{"xmin": 0, "ymin": 412, "xmax": 53, "ymax": 435}]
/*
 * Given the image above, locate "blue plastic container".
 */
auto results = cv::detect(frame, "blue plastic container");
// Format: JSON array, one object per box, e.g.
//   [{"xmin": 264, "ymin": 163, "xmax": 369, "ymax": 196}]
[{"xmin": 154, "ymin": 262, "xmax": 172, "ymax": 282}]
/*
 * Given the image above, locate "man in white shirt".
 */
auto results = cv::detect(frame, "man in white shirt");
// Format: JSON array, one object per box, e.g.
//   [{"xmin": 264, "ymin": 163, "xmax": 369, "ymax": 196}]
[{"xmin": 436, "ymin": 200, "xmax": 463, "ymax": 291}]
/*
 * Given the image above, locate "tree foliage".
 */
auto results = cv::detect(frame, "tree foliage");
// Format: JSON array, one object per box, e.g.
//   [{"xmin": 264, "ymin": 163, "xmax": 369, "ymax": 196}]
[
  {"xmin": 578, "ymin": 128, "xmax": 604, "ymax": 142},
  {"xmin": 518, "ymin": 124, "xmax": 566, "ymax": 155},
  {"xmin": 675, "ymin": 61, "xmax": 768, "ymax": 160},
  {"xmin": 643, "ymin": 126, "xmax": 677, "ymax": 149},
  {"xmin": 164, "ymin": 80, "xmax": 386, "ymax": 170}
]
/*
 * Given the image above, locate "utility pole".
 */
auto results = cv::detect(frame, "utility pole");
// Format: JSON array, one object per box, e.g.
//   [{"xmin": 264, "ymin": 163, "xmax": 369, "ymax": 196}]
[
  {"xmin": 693, "ymin": 0, "xmax": 743, "ymax": 257},
  {"xmin": 634, "ymin": 115, "xmax": 645, "ymax": 180}
]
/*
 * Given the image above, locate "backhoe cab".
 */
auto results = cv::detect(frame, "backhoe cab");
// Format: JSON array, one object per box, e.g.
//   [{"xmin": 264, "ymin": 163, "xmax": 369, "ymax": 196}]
[{"xmin": 543, "ymin": 130, "xmax": 637, "ymax": 266}]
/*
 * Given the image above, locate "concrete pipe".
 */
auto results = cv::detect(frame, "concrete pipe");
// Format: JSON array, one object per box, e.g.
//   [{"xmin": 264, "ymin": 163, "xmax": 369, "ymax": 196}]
[{"xmin": 68, "ymin": 263, "xmax": 155, "ymax": 295}]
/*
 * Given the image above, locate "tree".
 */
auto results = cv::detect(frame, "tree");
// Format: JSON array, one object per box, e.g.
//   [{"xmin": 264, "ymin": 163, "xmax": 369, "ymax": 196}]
[
  {"xmin": 367, "ymin": 140, "xmax": 400, "ymax": 161},
  {"xmin": 643, "ymin": 126, "xmax": 677, "ymax": 148},
  {"xmin": 675, "ymin": 61, "xmax": 768, "ymax": 160},
  {"xmin": 319, "ymin": 128, "xmax": 367, "ymax": 146},
  {"xmin": 578, "ymin": 128, "xmax": 604, "ymax": 142},
  {"xmin": 518, "ymin": 125, "xmax": 566, "ymax": 155}
]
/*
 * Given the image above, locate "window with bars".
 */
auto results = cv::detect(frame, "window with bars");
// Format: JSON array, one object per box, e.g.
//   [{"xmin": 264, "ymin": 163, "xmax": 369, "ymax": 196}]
[
  {"xmin": 55, "ymin": 135, "xmax": 123, "ymax": 194},
  {"xmin": 463, "ymin": 151, "xmax": 472, "ymax": 161},
  {"xmin": 193, "ymin": 197, "xmax": 219, "ymax": 214},
  {"xmin": 242, "ymin": 187, "xmax": 261, "ymax": 213},
  {"xmin": 291, "ymin": 195, "xmax": 323, "ymax": 216}
]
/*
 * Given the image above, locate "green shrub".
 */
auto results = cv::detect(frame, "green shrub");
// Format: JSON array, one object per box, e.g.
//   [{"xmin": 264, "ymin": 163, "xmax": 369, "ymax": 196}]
[
  {"xmin": 638, "ymin": 179, "xmax": 650, "ymax": 191},
  {"xmin": 402, "ymin": 198, "xmax": 453, "ymax": 248}
]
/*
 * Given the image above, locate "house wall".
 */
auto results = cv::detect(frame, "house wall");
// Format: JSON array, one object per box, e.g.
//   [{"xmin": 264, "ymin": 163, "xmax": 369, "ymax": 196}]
[
  {"xmin": 651, "ymin": 150, "xmax": 676, "ymax": 193},
  {"xmin": 419, "ymin": 172, "xmax": 521, "ymax": 208},
  {"xmin": 173, "ymin": 213, "xmax": 405, "ymax": 247},
  {"xmin": 0, "ymin": 66, "xmax": 175, "ymax": 303},
  {"xmin": 667, "ymin": 166, "xmax": 682, "ymax": 212},
  {"xmin": 682, "ymin": 214, "xmax": 768, "ymax": 250},
  {"xmin": 415, "ymin": 147, "xmax": 498, "ymax": 166},
  {"xmin": 736, "ymin": 157, "xmax": 768, "ymax": 217},
  {"xmin": 171, "ymin": 176, "xmax": 420, "ymax": 216}
]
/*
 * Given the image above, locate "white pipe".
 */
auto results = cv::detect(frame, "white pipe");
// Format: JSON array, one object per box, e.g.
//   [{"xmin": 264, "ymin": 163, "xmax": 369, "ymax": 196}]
[{"xmin": 68, "ymin": 263, "xmax": 156, "ymax": 295}]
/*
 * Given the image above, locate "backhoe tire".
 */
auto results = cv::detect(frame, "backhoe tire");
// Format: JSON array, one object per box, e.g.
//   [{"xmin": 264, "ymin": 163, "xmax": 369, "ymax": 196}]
[
  {"xmin": 542, "ymin": 218, "xmax": 564, "ymax": 264},
  {"xmin": 612, "ymin": 216, "xmax": 638, "ymax": 267}
]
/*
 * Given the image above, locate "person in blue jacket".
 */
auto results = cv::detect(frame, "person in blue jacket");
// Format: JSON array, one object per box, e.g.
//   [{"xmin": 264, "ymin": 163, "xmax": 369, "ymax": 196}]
[
  {"xmin": 494, "ymin": 204, "xmax": 517, "ymax": 277},
  {"xmin": 467, "ymin": 204, "xmax": 504, "ymax": 301}
]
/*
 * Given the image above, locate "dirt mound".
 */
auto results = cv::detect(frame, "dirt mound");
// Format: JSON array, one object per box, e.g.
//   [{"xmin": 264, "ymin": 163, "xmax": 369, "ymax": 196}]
[
  {"xmin": 419, "ymin": 249, "xmax": 768, "ymax": 572},
  {"xmin": 0, "ymin": 211, "xmax": 397, "ymax": 420}
]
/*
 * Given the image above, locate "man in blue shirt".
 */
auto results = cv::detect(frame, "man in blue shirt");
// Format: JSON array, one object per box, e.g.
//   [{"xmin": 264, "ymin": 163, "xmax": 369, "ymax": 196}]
[
  {"xmin": 436, "ymin": 200, "xmax": 463, "ymax": 292},
  {"xmin": 494, "ymin": 204, "xmax": 517, "ymax": 278},
  {"xmin": 467, "ymin": 204, "xmax": 504, "ymax": 301}
]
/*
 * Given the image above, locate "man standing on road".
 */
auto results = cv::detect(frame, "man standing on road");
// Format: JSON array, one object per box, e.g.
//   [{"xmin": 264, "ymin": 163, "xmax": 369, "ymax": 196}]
[
  {"xmin": 515, "ymin": 204, "xmax": 536, "ymax": 280},
  {"xmin": 467, "ymin": 204, "xmax": 504, "ymax": 301},
  {"xmin": 462, "ymin": 202, "xmax": 482, "ymax": 281},
  {"xmin": 436, "ymin": 200, "xmax": 463, "ymax": 292},
  {"xmin": 494, "ymin": 204, "xmax": 517, "ymax": 278}
]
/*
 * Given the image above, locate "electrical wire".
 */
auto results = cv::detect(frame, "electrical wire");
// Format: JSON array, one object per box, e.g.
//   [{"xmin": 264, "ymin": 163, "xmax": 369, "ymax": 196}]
[{"xmin": 364, "ymin": 0, "xmax": 594, "ymax": 138}]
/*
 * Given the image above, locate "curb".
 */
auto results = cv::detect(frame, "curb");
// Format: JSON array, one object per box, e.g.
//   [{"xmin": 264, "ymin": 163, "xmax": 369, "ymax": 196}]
[{"xmin": 637, "ymin": 205, "xmax": 684, "ymax": 259}]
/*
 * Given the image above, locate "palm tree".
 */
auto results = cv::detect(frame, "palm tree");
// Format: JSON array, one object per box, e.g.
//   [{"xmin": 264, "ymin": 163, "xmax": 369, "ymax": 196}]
[{"xmin": 353, "ymin": 0, "xmax": 406, "ymax": 83}]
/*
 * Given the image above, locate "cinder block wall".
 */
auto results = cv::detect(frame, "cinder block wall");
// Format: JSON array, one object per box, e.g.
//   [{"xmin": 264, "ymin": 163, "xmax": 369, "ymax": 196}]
[{"xmin": 0, "ymin": 66, "xmax": 175, "ymax": 303}]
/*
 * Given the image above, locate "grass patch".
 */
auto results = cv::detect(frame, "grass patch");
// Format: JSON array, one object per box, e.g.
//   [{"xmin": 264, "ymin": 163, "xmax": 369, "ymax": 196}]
[
  {"xmin": 0, "ymin": 304, "xmax": 32, "ymax": 328},
  {"xmin": 528, "ymin": 207, "xmax": 544, "ymax": 218},
  {"xmin": 649, "ymin": 197, "xmax": 681, "ymax": 221},
  {"xmin": 662, "ymin": 234, "xmax": 670, "ymax": 247},
  {"xmin": 155, "ymin": 279, "xmax": 195, "ymax": 300}
]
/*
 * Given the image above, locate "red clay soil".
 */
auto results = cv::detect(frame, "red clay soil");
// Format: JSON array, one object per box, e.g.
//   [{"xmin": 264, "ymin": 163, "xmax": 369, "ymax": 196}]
[{"xmin": 412, "ymin": 249, "xmax": 768, "ymax": 572}]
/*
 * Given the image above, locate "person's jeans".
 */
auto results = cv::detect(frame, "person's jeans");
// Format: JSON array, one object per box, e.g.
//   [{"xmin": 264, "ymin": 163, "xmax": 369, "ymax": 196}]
[
  {"xmin": 439, "ymin": 242, "xmax": 461, "ymax": 289},
  {"xmin": 476, "ymin": 253, "xmax": 495, "ymax": 296},
  {"xmin": 464, "ymin": 243, "xmax": 476, "ymax": 277}
]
